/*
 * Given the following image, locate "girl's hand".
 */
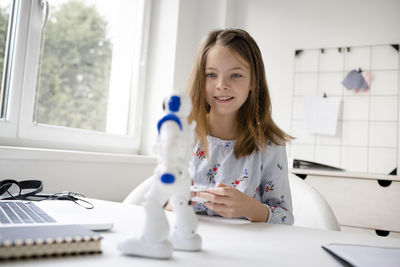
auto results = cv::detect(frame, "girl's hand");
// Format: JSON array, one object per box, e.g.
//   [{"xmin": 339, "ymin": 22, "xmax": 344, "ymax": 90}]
[
  {"xmin": 164, "ymin": 201, "xmax": 173, "ymax": 211},
  {"xmin": 196, "ymin": 183, "xmax": 269, "ymax": 222}
]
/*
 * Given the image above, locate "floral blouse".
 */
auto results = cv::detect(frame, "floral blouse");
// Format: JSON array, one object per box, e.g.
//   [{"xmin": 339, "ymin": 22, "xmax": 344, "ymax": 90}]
[{"xmin": 189, "ymin": 135, "xmax": 294, "ymax": 225}]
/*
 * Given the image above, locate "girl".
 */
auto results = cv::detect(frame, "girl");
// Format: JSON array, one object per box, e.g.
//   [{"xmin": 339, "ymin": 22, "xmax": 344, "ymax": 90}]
[{"xmin": 187, "ymin": 29, "xmax": 294, "ymax": 224}]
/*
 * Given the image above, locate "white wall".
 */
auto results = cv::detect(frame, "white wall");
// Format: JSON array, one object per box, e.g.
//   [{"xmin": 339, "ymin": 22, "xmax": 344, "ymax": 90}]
[
  {"xmin": 140, "ymin": 0, "xmax": 180, "ymax": 155},
  {"xmin": 0, "ymin": 147, "xmax": 156, "ymax": 202}
]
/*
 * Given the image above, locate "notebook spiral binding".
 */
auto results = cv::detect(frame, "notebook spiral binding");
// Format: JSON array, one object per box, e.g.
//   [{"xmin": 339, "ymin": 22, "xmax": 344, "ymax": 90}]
[{"xmin": 0, "ymin": 225, "xmax": 102, "ymax": 260}]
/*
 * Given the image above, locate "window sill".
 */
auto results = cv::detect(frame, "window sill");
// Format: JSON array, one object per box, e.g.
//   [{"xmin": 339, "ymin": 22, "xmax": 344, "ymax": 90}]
[{"xmin": 0, "ymin": 145, "xmax": 157, "ymax": 164}]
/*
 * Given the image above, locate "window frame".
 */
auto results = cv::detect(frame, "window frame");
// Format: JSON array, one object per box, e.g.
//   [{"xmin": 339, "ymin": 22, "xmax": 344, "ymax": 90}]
[
  {"xmin": 0, "ymin": 0, "xmax": 151, "ymax": 154},
  {"xmin": 0, "ymin": 0, "xmax": 20, "ymax": 138}
]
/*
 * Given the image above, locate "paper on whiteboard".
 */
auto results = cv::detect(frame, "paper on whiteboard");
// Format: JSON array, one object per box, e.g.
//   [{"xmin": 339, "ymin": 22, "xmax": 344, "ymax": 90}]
[{"xmin": 302, "ymin": 96, "xmax": 341, "ymax": 136}]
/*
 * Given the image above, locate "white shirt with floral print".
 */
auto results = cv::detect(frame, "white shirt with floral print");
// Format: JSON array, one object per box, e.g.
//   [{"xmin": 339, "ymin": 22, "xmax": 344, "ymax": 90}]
[{"xmin": 189, "ymin": 135, "xmax": 294, "ymax": 225}]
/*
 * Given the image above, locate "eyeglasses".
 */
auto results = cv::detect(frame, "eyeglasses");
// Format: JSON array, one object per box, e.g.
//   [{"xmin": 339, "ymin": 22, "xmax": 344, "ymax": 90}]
[{"xmin": 0, "ymin": 179, "xmax": 94, "ymax": 209}]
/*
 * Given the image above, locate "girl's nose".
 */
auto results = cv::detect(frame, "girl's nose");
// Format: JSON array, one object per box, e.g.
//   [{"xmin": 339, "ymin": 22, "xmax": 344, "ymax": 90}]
[{"xmin": 216, "ymin": 76, "xmax": 229, "ymax": 90}]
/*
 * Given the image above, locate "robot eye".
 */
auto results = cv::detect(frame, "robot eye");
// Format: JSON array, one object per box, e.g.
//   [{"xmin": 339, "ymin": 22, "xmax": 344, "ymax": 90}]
[
  {"xmin": 162, "ymin": 101, "xmax": 166, "ymax": 111},
  {"xmin": 169, "ymin": 96, "xmax": 181, "ymax": 112}
]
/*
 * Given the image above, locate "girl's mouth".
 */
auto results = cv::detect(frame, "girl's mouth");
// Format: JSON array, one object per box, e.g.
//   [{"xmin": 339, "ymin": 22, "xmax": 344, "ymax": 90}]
[{"xmin": 214, "ymin": 96, "xmax": 234, "ymax": 102}]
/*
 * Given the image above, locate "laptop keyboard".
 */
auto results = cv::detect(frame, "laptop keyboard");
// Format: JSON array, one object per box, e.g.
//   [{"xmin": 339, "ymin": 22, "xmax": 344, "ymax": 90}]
[{"xmin": 0, "ymin": 201, "xmax": 57, "ymax": 224}]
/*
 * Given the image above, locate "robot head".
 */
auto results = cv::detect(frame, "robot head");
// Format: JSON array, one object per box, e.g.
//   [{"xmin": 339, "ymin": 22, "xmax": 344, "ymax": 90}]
[{"xmin": 162, "ymin": 91, "xmax": 192, "ymax": 117}]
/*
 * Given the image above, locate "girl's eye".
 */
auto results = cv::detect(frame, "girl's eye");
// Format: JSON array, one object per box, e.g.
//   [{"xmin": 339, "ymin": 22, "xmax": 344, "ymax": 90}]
[
  {"xmin": 232, "ymin": 73, "xmax": 242, "ymax": 78},
  {"xmin": 206, "ymin": 73, "xmax": 216, "ymax": 78}
]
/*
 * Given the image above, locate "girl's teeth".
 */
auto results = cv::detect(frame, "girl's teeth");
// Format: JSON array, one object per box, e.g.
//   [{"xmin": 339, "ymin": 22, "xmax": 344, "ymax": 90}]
[{"xmin": 216, "ymin": 96, "xmax": 232, "ymax": 100}]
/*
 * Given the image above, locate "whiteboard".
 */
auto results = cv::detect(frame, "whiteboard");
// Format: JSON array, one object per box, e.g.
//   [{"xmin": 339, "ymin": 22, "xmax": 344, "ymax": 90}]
[{"xmin": 288, "ymin": 44, "xmax": 399, "ymax": 175}]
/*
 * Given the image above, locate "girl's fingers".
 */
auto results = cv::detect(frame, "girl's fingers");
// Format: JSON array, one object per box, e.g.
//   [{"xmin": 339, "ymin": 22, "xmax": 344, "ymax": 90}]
[
  {"xmin": 204, "ymin": 202, "xmax": 225, "ymax": 212},
  {"xmin": 207, "ymin": 183, "xmax": 233, "ymax": 196},
  {"xmin": 204, "ymin": 202, "xmax": 235, "ymax": 218},
  {"xmin": 197, "ymin": 191, "xmax": 227, "ymax": 204}
]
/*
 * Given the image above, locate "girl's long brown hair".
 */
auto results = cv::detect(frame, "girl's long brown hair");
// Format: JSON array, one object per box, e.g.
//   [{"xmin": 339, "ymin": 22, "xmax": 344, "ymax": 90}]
[{"xmin": 187, "ymin": 29, "xmax": 293, "ymax": 158}]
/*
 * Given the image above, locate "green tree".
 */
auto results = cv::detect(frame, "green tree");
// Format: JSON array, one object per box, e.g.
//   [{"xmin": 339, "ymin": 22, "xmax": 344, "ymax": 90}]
[
  {"xmin": 0, "ymin": 5, "xmax": 9, "ymax": 116},
  {"xmin": 0, "ymin": 5, "xmax": 8, "ymax": 81},
  {"xmin": 35, "ymin": 0, "xmax": 112, "ymax": 131}
]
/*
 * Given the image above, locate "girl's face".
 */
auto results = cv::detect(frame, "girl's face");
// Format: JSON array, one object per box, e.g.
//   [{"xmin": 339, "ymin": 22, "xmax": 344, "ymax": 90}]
[{"xmin": 204, "ymin": 44, "xmax": 251, "ymax": 119}]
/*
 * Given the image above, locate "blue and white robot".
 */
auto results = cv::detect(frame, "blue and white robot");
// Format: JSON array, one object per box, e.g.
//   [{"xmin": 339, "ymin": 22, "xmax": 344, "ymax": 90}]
[{"xmin": 118, "ymin": 90, "xmax": 201, "ymax": 259}]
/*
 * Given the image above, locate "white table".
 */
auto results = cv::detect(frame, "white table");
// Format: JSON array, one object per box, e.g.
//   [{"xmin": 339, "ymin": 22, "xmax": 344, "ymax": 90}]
[{"xmin": 4, "ymin": 199, "xmax": 400, "ymax": 266}]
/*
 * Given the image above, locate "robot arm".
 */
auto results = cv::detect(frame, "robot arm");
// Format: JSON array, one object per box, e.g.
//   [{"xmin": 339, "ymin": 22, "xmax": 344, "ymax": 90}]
[{"xmin": 157, "ymin": 119, "xmax": 183, "ymax": 185}]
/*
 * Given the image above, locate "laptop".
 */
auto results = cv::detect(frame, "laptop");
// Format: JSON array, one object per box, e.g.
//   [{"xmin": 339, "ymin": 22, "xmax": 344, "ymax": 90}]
[{"xmin": 0, "ymin": 200, "xmax": 114, "ymax": 231}]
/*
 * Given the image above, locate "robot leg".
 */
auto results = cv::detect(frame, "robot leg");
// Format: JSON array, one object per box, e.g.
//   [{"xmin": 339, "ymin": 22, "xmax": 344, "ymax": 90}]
[
  {"xmin": 169, "ymin": 193, "xmax": 202, "ymax": 251},
  {"xmin": 118, "ymin": 183, "xmax": 173, "ymax": 259}
]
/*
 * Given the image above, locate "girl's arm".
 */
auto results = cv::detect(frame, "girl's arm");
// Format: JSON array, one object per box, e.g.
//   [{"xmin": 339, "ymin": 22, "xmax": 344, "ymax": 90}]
[
  {"xmin": 259, "ymin": 144, "xmax": 294, "ymax": 225},
  {"xmin": 197, "ymin": 183, "xmax": 270, "ymax": 222}
]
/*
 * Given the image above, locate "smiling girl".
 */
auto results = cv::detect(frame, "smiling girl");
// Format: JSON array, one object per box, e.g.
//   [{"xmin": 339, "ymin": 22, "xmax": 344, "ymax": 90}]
[{"xmin": 187, "ymin": 29, "xmax": 294, "ymax": 224}]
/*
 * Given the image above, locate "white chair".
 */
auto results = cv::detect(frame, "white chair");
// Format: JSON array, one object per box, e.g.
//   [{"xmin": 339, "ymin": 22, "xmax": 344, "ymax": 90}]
[
  {"xmin": 124, "ymin": 173, "xmax": 341, "ymax": 231},
  {"xmin": 123, "ymin": 176, "xmax": 153, "ymax": 205},
  {"xmin": 288, "ymin": 172, "xmax": 340, "ymax": 231}
]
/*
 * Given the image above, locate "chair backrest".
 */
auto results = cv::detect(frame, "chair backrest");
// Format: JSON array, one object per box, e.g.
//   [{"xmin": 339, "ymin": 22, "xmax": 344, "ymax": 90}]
[
  {"xmin": 288, "ymin": 172, "xmax": 340, "ymax": 231},
  {"xmin": 123, "ymin": 176, "xmax": 153, "ymax": 205}
]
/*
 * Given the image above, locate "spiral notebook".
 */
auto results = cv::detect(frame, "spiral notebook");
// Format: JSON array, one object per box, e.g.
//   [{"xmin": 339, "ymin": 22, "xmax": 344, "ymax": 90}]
[{"xmin": 0, "ymin": 224, "xmax": 102, "ymax": 260}]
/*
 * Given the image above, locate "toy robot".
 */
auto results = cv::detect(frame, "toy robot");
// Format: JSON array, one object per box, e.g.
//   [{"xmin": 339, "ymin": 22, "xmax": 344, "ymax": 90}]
[{"xmin": 118, "ymin": 90, "xmax": 201, "ymax": 259}]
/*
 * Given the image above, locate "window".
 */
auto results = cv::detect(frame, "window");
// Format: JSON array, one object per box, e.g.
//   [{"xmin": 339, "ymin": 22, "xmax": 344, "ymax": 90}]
[
  {"xmin": 0, "ymin": 0, "xmax": 150, "ymax": 153},
  {"xmin": 0, "ymin": 0, "xmax": 14, "ymax": 119}
]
